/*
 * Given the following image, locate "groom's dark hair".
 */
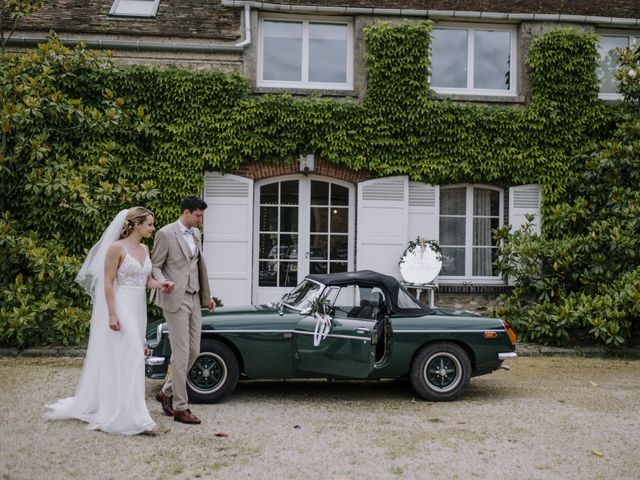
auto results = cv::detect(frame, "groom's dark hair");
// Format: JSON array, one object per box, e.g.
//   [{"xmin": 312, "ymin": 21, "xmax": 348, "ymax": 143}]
[{"xmin": 181, "ymin": 196, "xmax": 208, "ymax": 213}]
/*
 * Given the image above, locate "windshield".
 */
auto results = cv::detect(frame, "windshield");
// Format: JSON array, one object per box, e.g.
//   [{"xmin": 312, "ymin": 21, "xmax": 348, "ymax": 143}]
[{"xmin": 281, "ymin": 279, "xmax": 324, "ymax": 310}]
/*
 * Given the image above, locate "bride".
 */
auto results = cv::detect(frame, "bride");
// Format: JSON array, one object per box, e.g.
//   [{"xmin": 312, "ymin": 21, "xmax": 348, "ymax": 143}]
[{"xmin": 46, "ymin": 207, "xmax": 174, "ymax": 435}]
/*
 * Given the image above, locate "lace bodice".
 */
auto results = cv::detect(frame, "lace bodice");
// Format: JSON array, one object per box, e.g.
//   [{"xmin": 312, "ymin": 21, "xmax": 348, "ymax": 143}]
[{"xmin": 116, "ymin": 253, "xmax": 151, "ymax": 287}]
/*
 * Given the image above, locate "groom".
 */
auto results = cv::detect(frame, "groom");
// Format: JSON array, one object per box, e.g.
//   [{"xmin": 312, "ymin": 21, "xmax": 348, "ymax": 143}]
[{"xmin": 151, "ymin": 196, "xmax": 216, "ymax": 425}]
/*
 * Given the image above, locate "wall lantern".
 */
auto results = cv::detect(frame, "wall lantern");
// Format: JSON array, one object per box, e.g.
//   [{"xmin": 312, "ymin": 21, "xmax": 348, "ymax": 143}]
[{"xmin": 298, "ymin": 151, "xmax": 315, "ymax": 175}]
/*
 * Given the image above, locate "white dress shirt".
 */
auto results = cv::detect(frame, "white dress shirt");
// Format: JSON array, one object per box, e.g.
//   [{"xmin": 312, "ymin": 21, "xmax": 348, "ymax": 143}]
[{"xmin": 178, "ymin": 221, "xmax": 197, "ymax": 256}]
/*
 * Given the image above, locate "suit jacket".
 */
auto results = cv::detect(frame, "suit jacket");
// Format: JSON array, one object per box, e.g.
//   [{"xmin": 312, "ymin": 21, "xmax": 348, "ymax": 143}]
[{"xmin": 151, "ymin": 221, "xmax": 211, "ymax": 313}]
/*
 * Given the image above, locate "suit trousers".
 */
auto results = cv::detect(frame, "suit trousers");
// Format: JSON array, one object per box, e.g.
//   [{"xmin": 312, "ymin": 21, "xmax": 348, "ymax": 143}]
[{"xmin": 161, "ymin": 292, "xmax": 201, "ymax": 412}]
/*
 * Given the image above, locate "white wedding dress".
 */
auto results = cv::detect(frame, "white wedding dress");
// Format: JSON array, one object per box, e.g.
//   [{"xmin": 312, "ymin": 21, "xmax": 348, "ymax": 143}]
[{"xmin": 46, "ymin": 249, "xmax": 156, "ymax": 435}]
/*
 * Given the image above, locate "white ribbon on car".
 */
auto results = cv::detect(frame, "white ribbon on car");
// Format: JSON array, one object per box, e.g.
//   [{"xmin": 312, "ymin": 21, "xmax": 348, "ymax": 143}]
[{"xmin": 312, "ymin": 311, "xmax": 332, "ymax": 347}]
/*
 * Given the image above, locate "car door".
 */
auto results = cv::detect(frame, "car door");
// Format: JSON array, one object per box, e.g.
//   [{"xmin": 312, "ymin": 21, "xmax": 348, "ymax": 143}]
[{"xmin": 293, "ymin": 286, "xmax": 380, "ymax": 378}]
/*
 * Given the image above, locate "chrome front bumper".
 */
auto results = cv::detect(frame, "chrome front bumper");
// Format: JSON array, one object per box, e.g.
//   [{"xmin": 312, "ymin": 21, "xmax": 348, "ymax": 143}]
[
  {"xmin": 498, "ymin": 352, "xmax": 518, "ymax": 360},
  {"xmin": 145, "ymin": 356, "xmax": 166, "ymax": 366}
]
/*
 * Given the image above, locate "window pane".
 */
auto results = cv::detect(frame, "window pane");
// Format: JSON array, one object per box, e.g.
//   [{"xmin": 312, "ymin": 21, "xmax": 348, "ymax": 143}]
[
  {"xmin": 330, "ymin": 235, "xmax": 348, "ymax": 260},
  {"xmin": 260, "ymin": 183, "xmax": 278, "ymax": 204},
  {"xmin": 259, "ymin": 206, "xmax": 278, "ymax": 232},
  {"xmin": 474, "ymin": 188, "xmax": 500, "ymax": 216},
  {"xmin": 310, "ymin": 261, "xmax": 327, "ymax": 274},
  {"xmin": 259, "ymin": 261, "xmax": 277, "ymax": 286},
  {"xmin": 309, "ymin": 23, "xmax": 348, "ymax": 83},
  {"xmin": 329, "ymin": 262, "xmax": 348, "ymax": 273},
  {"xmin": 473, "ymin": 218, "xmax": 499, "ymax": 246},
  {"xmin": 441, "ymin": 247, "xmax": 465, "ymax": 276},
  {"xmin": 598, "ymin": 35, "xmax": 629, "ymax": 94},
  {"xmin": 310, "ymin": 207, "xmax": 328, "ymax": 233},
  {"xmin": 280, "ymin": 207, "xmax": 298, "ymax": 232},
  {"xmin": 330, "ymin": 207, "xmax": 348, "ymax": 233},
  {"xmin": 263, "ymin": 21, "xmax": 302, "ymax": 81},
  {"xmin": 259, "ymin": 234, "xmax": 279, "ymax": 259},
  {"xmin": 279, "ymin": 262, "xmax": 297, "ymax": 287},
  {"xmin": 331, "ymin": 184, "xmax": 349, "ymax": 206},
  {"xmin": 310, "ymin": 234, "xmax": 328, "ymax": 259},
  {"xmin": 440, "ymin": 188, "xmax": 466, "ymax": 215},
  {"xmin": 280, "ymin": 235, "xmax": 298, "ymax": 259},
  {"xmin": 280, "ymin": 180, "xmax": 299, "ymax": 205},
  {"xmin": 431, "ymin": 29, "xmax": 468, "ymax": 88},
  {"xmin": 311, "ymin": 181, "xmax": 329, "ymax": 205},
  {"xmin": 474, "ymin": 30, "xmax": 511, "ymax": 90},
  {"xmin": 473, "ymin": 247, "xmax": 496, "ymax": 276},
  {"xmin": 440, "ymin": 217, "xmax": 465, "ymax": 245}
]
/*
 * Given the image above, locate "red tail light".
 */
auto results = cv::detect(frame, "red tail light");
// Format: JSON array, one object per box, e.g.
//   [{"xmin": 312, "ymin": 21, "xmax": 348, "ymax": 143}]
[{"xmin": 501, "ymin": 319, "xmax": 517, "ymax": 345}]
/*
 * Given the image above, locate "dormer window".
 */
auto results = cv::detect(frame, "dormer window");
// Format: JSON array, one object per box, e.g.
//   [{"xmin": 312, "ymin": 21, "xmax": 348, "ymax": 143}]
[
  {"xmin": 258, "ymin": 15, "xmax": 354, "ymax": 90},
  {"xmin": 109, "ymin": 0, "xmax": 161, "ymax": 18}
]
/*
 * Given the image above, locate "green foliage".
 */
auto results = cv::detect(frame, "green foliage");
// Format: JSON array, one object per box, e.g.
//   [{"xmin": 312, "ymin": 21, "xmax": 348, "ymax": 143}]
[
  {"xmin": 0, "ymin": 212, "xmax": 89, "ymax": 346},
  {"xmin": 0, "ymin": 35, "xmax": 158, "ymax": 347},
  {"xmin": 1, "ymin": 21, "xmax": 630, "ymax": 347},
  {"xmin": 495, "ymin": 44, "xmax": 640, "ymax": 346}
]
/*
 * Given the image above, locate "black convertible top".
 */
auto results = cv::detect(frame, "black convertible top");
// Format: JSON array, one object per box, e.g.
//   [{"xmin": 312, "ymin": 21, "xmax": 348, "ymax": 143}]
[{"xmin": 306, "ymin": 270, "xmax": 431, "ymax": 316}]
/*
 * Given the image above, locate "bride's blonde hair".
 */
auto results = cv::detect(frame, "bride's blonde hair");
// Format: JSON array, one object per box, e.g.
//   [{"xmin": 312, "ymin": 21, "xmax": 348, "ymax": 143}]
[{"xmin": 120, "ymin": 207, "xmax": 153, "ymax": 239}]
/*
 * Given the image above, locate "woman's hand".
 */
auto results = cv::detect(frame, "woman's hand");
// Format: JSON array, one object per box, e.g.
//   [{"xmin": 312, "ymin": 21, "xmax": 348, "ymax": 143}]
[
  {"xmin": 109, "ymin": 313, "xmax": 121, "ymax": 332},
  {"xmin": 160, "ymin": 280, "xmax": 175, "ymax": 294}
]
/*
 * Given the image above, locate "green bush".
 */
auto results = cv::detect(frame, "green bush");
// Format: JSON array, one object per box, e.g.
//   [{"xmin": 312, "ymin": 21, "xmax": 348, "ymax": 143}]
[{"xmin": 494, "ymin": 43, "xmax": 640, "ymax": 346}]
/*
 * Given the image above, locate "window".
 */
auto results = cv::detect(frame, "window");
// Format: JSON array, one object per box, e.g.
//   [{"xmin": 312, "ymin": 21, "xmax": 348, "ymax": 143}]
[
  {"xmin": 109, "ymin": 0, "xmax": 160, "ymax": 17},
  {"xmin": 439, "ymin": 186, "xmax": 503, "ymax": 280},
  {"xmin": 258, "ymin": 16, "xmax": 353, "ymax": 90},
  {"xmin": 430, "ymin": 25, "xmax": 516, "ymax": 96},
  {"xmin": 597, "ymin": 33, "xmax": 638, "ymax": 100}
]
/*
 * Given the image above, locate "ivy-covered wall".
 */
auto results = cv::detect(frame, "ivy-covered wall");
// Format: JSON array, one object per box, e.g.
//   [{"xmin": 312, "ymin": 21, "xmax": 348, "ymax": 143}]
[
  {"xmin": 108, "ymin": 21, "xmax": 614, "ymax": 228},
  {"xmin": 1, "ymin": 21, "xmax": 621, "ymax": 347}
]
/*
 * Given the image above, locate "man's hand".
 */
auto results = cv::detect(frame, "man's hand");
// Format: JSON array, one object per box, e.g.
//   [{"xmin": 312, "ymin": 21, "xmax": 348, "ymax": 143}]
[{"xmin": 208, "ymin": 298, "xmax": 216, "ymax": 313}]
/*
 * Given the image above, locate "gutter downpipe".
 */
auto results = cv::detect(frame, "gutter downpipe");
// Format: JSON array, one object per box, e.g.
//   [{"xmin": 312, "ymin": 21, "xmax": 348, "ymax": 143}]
[{"xmin": 6, "ymin": 4, "xmax": 252, "ymax": 53}]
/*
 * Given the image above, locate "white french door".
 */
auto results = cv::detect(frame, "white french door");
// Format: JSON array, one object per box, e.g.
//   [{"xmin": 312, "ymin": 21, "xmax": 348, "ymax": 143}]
[{"xmin": 253, "ymin": 175, "xmax": 355, "ymax": 304}]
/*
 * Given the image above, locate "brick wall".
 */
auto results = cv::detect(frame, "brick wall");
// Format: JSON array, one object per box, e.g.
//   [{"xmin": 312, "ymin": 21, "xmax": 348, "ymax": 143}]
[{"xmin": 233, "ymin": 157, "xmax": 373, "ymax": 184}]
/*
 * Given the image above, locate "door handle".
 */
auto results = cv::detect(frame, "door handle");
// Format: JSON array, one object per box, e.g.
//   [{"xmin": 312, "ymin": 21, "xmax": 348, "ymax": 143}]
[{"xmin": 355, "ymin": 328, "xmax": 370, "ymax": 334}]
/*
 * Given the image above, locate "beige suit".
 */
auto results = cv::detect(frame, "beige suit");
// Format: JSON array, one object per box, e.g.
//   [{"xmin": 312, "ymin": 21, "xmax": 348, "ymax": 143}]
[{"xmin": 151, "ymin": 221, "xmax": 211, "ymax": 412}]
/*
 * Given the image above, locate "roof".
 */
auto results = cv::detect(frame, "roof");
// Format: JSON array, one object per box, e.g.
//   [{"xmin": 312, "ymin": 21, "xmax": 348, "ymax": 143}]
[{"xmin": 10, "ymin": 1, "xmax": 640, "ymax": 42}]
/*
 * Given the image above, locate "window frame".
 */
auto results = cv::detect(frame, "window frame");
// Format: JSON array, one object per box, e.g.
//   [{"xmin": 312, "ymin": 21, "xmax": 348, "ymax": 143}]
[
  {"xmin": 430, "ymin": 23, "xmax": 518, "ymax": 97},
  {"xmin": 257, "ymin": 14, "xmax": 354, "ymax": 91},
  {"xmin": 438, "ymin": 184, "xmax": 504, "ymax": 284},
  {"xmin": 109, "ymin": 0, "xmax": 161, "ymax": 18},
  {"xmin": 597, "ymin": 30, "xmax": 639, "ymax": 101}
]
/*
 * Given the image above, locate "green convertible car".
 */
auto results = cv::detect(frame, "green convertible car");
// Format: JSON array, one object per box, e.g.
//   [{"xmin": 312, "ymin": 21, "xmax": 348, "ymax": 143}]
[{"xmin": 145, "ymin": 270, "xmax": 517, "ymax": 402}]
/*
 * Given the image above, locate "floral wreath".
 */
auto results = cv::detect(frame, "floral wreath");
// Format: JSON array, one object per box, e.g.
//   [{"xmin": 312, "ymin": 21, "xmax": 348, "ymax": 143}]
[{"xmin": 399, "ymin": 236, "xmax": 442, "ymax": 267}]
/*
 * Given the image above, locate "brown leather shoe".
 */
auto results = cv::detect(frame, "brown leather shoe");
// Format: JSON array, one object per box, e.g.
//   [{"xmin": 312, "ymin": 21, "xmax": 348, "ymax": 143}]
[
  {"xmin": 173, "ymin": 409, "xmax": 201, "ymax": 425},
  {"xmin": 155, "ymin": 390, "xmax": 174, "ymax": 417}
]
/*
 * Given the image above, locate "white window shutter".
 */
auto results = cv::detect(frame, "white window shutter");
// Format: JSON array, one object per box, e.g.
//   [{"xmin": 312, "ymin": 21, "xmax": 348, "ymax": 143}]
[
  {"xmin": 203, "ymin": 172, "xmax": 254, "ymax": 306},
  {"xmin": 509, "ymin": 184, "xmax": 541, "ymax": 234},
  {"xmin": 356, "ymin": 176, "xmax": 408, "ymax": 279},
  {"xmin": 408, "ymin": 182, "xmax": 439, "ymax": 242}
]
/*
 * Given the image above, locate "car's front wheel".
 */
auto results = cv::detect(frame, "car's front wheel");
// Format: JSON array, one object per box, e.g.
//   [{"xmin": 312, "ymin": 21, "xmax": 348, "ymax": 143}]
[
  {"xmin": 187, "ymin": 339, "xmax": 239, "ymax": 403},
  {"xmin": 410, "ymin": 342, "xmax": 471, "ymax": 401}
]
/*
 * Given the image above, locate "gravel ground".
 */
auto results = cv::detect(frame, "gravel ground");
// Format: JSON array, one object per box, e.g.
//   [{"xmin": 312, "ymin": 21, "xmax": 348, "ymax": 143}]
[{"xmin": 0, "ymin": 355, "xmax": 639, "ymax": 480}]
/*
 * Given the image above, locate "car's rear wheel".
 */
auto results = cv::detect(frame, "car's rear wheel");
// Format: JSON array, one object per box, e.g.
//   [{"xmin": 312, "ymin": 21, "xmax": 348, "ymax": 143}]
[
  {"xmin": 187, "ymin": 339, "xmax": 239, "ymax": 404},
  {"xmin": 410, "ymin": 342, "xmax": 471, "ymax": 401}
]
